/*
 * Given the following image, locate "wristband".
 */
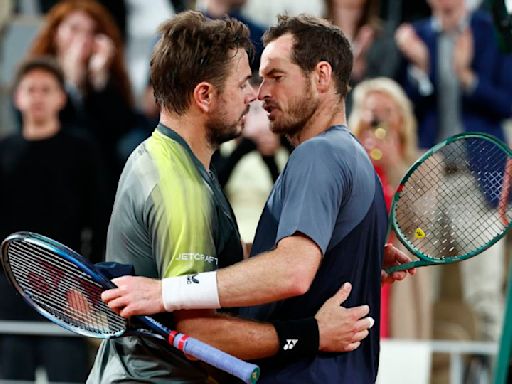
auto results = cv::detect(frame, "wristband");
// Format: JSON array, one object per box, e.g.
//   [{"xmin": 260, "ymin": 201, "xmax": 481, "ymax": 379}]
[
  {"xmin": 272, "ymin": 317, "xmax": 319, "ymax": 361},
  {"xmin": 162, "ymin": 271, "xmax": 220, "ymax": 311}
]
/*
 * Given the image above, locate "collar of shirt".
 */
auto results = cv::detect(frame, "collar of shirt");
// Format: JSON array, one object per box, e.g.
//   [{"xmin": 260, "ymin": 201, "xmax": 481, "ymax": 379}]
[{"xmin": 430, "ymin": 14, "xmax": 469, "ymax": 34}]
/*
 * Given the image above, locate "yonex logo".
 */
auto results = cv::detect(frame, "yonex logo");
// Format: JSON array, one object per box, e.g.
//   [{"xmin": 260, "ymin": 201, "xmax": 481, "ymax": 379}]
[{"xmin": 283, "ymin": 339, "xmax": 298, "ymax": 350}]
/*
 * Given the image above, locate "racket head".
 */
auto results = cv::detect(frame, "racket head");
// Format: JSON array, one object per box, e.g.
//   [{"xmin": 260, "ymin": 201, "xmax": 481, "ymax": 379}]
[
  {"xmin": 0, "ymin": 231, "xmax": 128, "ymax": 338},
  {"xmin": 390, "ymin": 132, "xmax": 512, "ymax": 264}
]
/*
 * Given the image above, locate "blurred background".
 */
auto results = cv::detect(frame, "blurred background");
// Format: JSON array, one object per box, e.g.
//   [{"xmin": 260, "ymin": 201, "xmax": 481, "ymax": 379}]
[{"xmin": 0, "ymin": 0, "xmax": 511, "ymax": 383}]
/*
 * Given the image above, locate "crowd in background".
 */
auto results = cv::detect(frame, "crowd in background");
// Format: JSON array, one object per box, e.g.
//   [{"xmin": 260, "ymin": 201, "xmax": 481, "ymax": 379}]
[{"xmin": 0, "ymin": 0, "xmax": 511, "ymax": 382}]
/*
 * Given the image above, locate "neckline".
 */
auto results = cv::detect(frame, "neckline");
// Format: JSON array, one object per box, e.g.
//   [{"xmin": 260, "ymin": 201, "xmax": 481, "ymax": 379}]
[{"xmin": 156, "ymin": 122, "xmax": 212, "ymax": 182}]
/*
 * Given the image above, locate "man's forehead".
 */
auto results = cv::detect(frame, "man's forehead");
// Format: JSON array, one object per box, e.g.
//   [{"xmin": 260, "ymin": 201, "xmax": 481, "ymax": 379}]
[
  {"xmin": 230, "ymin": 48, "xmax": 248, "ymax": 65},
  {"xmin": 259, "ymin": 34, "xmax": 294, "ymax": 74},
  {"xmin": 21, "ymin": 69, "xmax": 59, "ymax": 84},
  {"xmin": 229, "ymin": 48, "xmax": 251, "ymax": 78}
]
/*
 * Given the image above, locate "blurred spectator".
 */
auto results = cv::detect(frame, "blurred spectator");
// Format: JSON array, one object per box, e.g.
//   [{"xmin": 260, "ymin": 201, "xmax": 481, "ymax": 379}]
[
  {"xmin": 396, "ymin": 0, "xmax": 512, "ymax": 342},
  {"xmin": 350, "ymin": 77, "xmax": 432, "ymax": 339},
  {"xmin": 395, "ymin": 0, "xmax": 512, "ymax": 148},
  {"xmin": 325, "ymin": 0, "xmax": 401, "ymax": 112},
  {"xmin": 0, "ymin": 57, "xmax": 107, "ymax": 382},
  {"xmin": 37, "ymin": 0, "xmax": 128, "ymax": 41},
  {"xmin": 28, "ymin": 0, "xmax": 137, "ymax": 202}
]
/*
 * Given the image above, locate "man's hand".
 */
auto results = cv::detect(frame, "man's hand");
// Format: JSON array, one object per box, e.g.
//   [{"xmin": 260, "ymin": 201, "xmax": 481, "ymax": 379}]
[
  {"xmin": 395, "ymin": 23, "xmax": 429, "ymax": 74},
  {"xmin": 453, "ymin": 28, "xmax": 475, "ymax": 89},
  {"xmin": 101, "ymin": 276, "xmax": 164, "ymax": 317},
  {"xmin": 60, "ymin": 34, "xmax": 88, "ymax": 89},
  {"xmin": 89, "ymin": 34, "xmax": 115, "ymax": 89},
  {"xmin": 381, "ymin": 243, "xmax": 416, "ymax": 284},
  {"xmin": 315, "ymin": 283, "xmax": 374, "ymax": 353}
]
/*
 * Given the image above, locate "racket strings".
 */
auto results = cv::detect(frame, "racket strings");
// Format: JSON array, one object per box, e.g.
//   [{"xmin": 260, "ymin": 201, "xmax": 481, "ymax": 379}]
[
  {"xmin": 6, "ymin": 240, "xmax": 126, "ymax": 337},
  {"xmin": 394, "ymin": 137, "xmax": 512, "ymax": 259}
]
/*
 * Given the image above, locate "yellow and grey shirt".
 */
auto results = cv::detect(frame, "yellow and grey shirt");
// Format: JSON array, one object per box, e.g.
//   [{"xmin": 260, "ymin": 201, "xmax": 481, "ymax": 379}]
[{"xmin": 88, "ymin": 123, "xmax": 243, "ymax": 384}]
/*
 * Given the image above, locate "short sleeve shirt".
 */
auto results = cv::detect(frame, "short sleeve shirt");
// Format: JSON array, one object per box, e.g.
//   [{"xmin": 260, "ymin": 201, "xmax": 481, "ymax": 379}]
[
  {"xmin": 239, "ymin": 125, "xmax": 388, "ymax": 384},
  {"xmin": 88, "ymin": 124, "xmax": 243, "ymax": 383}
]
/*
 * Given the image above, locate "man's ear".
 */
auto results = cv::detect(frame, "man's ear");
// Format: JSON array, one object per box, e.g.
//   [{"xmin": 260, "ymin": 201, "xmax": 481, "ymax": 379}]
[
  {"xmin": 193, "ymin": 82, "xmax": 216, "ymax": 113},
  {"xmin": 314, "ymin": 61, "xmax": 333, "ymax": 93}
]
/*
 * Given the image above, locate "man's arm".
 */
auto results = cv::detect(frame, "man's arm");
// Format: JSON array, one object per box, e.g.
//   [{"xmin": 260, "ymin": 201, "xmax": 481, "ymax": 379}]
[
  {"xmin": 106, "ymin": 282, "xmax": 373, "ymax": 359},
  {"xmin": 175, "ymin": 286, "xmax": 370, "ymax": 359},
  {"xmin": 103, "ymin": 233, "xmax": 320, "ymax": 312},
  {"xmin": 102, "ymin": 241, "xmax": 414, "ymax": 314},
  {"xmin": 217, "ymin": 234, "xmax": 321, "ymax": 307},
  {"xmin": 174, "ymin": 309, "xmax": 279, "ymax": 360}
]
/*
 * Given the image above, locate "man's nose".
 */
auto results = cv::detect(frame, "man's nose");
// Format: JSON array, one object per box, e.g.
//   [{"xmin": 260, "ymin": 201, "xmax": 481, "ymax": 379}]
[
  {"xmin": 257, "ymin": 81, "xmax": 270, "ymax": 101},
  {"xmin": 246, "ymin": 85, "xmax": 257, "ymax": 103}
]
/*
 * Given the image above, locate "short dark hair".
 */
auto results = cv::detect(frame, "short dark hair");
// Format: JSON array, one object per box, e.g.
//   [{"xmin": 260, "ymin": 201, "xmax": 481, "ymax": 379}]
[
  {"xmin": 150, "ymin": 11, "xmax": 254, "ymax": 115},
  {"xmin": 13, "ymin": 56, "xmax": 66, "ymax": 91},
  {"xmin": 263, "ymin": 14, "xmax": 353, "ymax": 98}
]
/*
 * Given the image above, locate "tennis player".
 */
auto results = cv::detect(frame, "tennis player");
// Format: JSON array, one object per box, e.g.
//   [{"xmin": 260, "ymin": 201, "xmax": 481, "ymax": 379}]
[
  {"xmin": 87, "ymin": 11, "xmax": 407, "ymax": 383},
  {"xmin": 98, "ymin": 13, "xmax": 415, "ymax": 384}
]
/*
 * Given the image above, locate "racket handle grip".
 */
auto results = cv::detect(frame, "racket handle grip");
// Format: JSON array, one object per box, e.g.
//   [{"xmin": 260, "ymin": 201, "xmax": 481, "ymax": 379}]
[
  {"xmin": 174, "ymin": 333, "xmax": 260, "ymax": 384},
  {"xmin": 385, "ymin": 258, "xmax": 431, "ymax": 273}
]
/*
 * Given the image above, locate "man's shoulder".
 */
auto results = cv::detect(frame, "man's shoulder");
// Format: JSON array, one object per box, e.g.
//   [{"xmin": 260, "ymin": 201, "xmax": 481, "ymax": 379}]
[
  {"xmin": 145, "ymin": 131, "xmax": 197, "ymax": 172},
  {"xmin": 121, "ymin": 136, "xmax": 205, "ymax": 204},
  {"xmin": 0, "ymin": 134, "xmax": 25, "ymax": 161},
  {"xmin": 297, "ymin": 126, "xmax": 366, "ymax": 164},
  {"xmin": 0, "ymin": 133, "xmax": 22, "ymax": 146},
  {"xmin": 470, "ymin": 10, "xmax": 499, "ymax": 42},
  {"xmin": 470, "ymin": 9, "xmax": 494, "ymax": 28}
]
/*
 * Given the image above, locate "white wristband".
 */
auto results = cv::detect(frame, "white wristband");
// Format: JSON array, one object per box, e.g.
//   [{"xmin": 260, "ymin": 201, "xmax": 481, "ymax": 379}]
[{"xmin": 161, "ymin": 271, "xmax": 220, "ymax": 311}]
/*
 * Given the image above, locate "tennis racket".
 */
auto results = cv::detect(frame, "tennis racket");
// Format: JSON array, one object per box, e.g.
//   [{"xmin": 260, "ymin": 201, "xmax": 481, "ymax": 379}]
[
  {"xmin": 0, "ymin": 231, "xmax": 260, "ymax": 384},
  {"xmin": 385, "ymin": 132, "xmax": 512, "ymax": 273}
]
